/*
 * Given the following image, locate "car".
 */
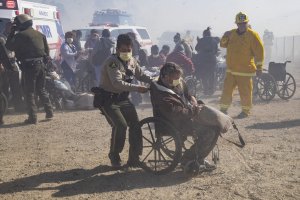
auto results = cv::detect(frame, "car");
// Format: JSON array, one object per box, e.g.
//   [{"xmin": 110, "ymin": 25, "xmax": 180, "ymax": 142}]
[{"xmin": 78, "ymin": 25, "xmax": 153, "ymax": 54}]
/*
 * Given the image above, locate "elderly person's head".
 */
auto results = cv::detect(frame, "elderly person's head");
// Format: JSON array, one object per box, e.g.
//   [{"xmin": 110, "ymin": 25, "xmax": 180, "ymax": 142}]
[{"xmin": 159, "ymin": 62, "xmax": 183, "ymax": 88}]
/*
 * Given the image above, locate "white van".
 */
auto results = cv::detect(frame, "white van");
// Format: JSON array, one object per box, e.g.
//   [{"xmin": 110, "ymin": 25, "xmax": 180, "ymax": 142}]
[
  {"xmin": 78, "ymin": 25, "xmax": 153, "ymax": 54},
  {"xmin": 0, "ymin": 0, "xmax": 64, "ymax": 61}
]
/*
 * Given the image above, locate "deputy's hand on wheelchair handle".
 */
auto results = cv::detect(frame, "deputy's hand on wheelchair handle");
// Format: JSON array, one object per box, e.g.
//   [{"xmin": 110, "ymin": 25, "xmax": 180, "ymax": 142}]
[{"xmin": 137, "ymin": 86, "xmax": 149, "ymax": 93}]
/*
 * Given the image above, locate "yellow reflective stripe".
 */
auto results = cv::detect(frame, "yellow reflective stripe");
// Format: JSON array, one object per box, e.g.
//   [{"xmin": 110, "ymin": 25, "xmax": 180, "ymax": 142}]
[
  {"xmin": 241, "ymin": 106, "xmax": 252, "ymax": 110},
  {"xmin": 256, "ymin": 61, "xmax": 263, "ymax": 65},
  {"xmin": 226, "ymin": 70, "xmax": 256, "ymax": 76},
  {"xmin": 220, "ymin": 104, "xmax": 230, "ymax": 109},
  {"xmin": 231, "ymin": 72, "xmax": 256, "ymax": 76}
]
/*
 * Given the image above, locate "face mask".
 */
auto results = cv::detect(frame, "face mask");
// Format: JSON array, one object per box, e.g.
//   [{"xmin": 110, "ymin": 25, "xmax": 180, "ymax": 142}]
[
  {"xmin": 119, "ymin": 51, "xmax": 132, "ymax": 62},
  {"xmin": 171, "ymin": 78, "xmax": 181, "ymax": 87},
  {"xmin": 66, "ymin": 38, "xmax": 73, "ymax": 44}
]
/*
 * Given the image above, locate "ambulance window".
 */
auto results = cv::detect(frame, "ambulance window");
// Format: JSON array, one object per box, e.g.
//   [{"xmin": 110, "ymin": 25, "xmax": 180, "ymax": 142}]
[{"xmin": 137, "ymin": 29, "xmax": 150, "ymax": 40}]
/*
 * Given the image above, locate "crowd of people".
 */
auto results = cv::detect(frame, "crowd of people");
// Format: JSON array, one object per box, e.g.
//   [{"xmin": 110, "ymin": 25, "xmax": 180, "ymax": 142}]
[{"xmin": 0, "ymin": 11, "xmax": 265, "ymax": 171}]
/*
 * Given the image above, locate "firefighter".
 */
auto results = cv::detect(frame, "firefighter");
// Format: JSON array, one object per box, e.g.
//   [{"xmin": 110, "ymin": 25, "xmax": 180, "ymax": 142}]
[{"xmin": 219, "ymin": 12, "xmax": 264, "ymax": 118}]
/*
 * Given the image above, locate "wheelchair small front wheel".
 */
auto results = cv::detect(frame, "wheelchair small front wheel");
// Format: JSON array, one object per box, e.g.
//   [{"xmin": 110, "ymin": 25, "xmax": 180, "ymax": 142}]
[{"xmin": 256, "ymin": 73, "xmax": 276, "ymax": 101}]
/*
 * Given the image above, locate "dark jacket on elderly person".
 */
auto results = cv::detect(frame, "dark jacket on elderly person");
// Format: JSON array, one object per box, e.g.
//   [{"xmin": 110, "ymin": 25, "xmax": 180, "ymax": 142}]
[{"xmin": 150, "ymin": 79, "xmax": 198, "ymax": 133}]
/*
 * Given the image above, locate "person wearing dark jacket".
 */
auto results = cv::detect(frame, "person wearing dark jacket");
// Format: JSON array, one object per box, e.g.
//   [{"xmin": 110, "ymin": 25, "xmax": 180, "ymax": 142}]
[
  {"xmin": 92, "ymin": 29, "xmax": 115, "ymax": 85},
  {"xmin": 194, "ymin": 27, "xmax": 219, "ymax": 95},
  {"xmin": 72, "ymin": 30, "xmax": 82, "ymax": 51},
  {"xmin": 6, "ymin": 14, "xmax": 53, "ymax": 124},
  {"xmin": 148, "ymin": 45, "xmax": 164, "ymax": 68},
  {"xmin": 166, "ymin": 44, "xmax": 194, "ymax": 76},
  {"xmin": 150, "ymin": 62, "xmax": 219, "ymax": 169}
]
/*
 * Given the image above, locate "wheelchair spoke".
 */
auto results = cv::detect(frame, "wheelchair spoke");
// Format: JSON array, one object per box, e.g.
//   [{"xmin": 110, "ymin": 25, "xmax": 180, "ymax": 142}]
[
  {"xmin": 142, "ymin": 135, "xmax": 153, "ymax": 145},
  {"xmin": 285, "ymin": 88, "xmax": 290, "ymax": 97},
  {"xmin": 154, "ymin": 149, "xmax": 157, "ymax": 171},
  {"xmin": 285, "ymin": 76, "xmax": 291, "ymax": 84},
  {"xmin": 142, "ymin": 148, "xmax": 154, "ymax": 163},
  {"xmin": 143, "ymin": 145, "xmax": 153, "ymax": 148},
  {"xmin": 147, "ymin": 123, "xmax": 155, "ymax": 143},
  {"xmin": 161, "ymin": 136, "xmax": 174, "ymax": 145}
]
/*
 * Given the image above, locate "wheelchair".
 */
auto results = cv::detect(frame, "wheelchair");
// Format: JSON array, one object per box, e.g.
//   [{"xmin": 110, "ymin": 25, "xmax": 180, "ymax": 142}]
[
  {"xmin": 134, "ymin": 85, "xmax": 220, "ymax": 176},
  {"xmin": 254, "ymin": 61, "xmax": 296, "ymax": 101},
  {"xmin": 184, "ymin": 75, "xmax": 203, "ymax": 99}
]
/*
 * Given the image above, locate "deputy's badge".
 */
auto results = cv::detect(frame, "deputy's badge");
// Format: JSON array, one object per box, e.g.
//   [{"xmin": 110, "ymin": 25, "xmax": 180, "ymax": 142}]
[{"xmin": 110, "ymin": 62, "xmax": 117, "ymax": 69}]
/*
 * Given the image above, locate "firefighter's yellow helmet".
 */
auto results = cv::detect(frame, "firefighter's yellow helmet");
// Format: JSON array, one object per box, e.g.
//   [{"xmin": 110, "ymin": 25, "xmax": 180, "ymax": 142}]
[{"xmin": 235, "ymin": 12, "xmax": 249, "ymax": 24}]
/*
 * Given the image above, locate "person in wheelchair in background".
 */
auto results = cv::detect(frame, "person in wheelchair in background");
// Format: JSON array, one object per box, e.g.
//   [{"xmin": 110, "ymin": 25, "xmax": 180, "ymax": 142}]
[{"xmin": 150, "ymin": 62, "xmax": 226, "ymax": 171}]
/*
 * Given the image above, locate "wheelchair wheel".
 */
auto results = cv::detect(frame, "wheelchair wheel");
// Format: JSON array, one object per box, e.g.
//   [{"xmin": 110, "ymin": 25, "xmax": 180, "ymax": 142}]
[
  {"xmin": 185, "ymin": 76, "xmax": 202, "ymax": 99},
  {"xmin": 0, "ymin": 92, "xmax": 8, "ymax": 114},
  {"xmin": 137, "ymin": 117, "xmax": 182, "ymax": 175},
  {"xmin": 256, "ymin": 73, "xmax": 276, "ymax": 101},
  {"xmin": 277, "ymin": 73, "xmax": 296, "ymax": 100}
]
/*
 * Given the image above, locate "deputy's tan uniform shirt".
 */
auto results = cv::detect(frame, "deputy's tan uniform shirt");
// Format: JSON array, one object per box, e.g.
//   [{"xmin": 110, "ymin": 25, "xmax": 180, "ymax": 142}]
[{"xmin": 99, "ymin": 54, "xmax": 152, "ymax": 93}]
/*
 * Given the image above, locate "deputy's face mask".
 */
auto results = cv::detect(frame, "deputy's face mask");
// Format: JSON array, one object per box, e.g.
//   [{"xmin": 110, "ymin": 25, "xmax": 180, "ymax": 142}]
[
  {"xmin": 119, "ymin": 51, "xmax": 132, "ymax": 62},
  {"xmin": 171, "ymin": 78, "xmax": 181, "ymax": 87},
  {"xmin": 66, "ymin": 38, "xmax": 73, "ymax": 44}
]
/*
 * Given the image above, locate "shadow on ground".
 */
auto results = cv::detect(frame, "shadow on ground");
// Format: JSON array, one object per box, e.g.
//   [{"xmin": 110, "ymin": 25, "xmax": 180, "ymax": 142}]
[
  {"xmin": 0, "ymin": 165, "xmax": 189, "ymax": 197},
  {"xmin": 246, "ymin": 119, "xmax": 300, "ymax": 130}
]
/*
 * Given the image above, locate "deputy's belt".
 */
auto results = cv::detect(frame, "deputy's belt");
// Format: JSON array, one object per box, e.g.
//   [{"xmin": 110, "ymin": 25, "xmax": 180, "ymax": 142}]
[{"xmin": 24, "ymin": 57, "xmax": 44, "ymax": 62}]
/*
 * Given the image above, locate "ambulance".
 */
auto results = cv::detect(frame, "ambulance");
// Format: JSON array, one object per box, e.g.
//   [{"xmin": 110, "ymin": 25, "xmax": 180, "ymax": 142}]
[{"xmin": 0, "ymin": 0, "xmax": 64, "ymax": 61}]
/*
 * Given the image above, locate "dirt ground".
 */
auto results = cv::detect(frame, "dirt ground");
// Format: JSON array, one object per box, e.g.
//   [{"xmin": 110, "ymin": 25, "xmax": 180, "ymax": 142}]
[{"xmin": 0, "ymin": 66, "xmax": 299, "ymax": 200}]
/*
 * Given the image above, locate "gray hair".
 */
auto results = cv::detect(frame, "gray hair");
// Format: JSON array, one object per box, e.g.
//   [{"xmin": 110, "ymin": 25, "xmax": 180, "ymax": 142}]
[{"xmin": 160, "ymin": 62, "xmax": 183, "ymax": 78}]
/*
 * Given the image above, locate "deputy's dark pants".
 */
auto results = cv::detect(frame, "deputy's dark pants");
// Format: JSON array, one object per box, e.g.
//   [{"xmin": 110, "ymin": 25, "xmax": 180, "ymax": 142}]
[
  {"xmin": 22, "ymin": 61, "xmax": 52, "ymax": 119},
  {"xmin": 101, "ymin": 99, "xmax": 142, "ymax": 161}
]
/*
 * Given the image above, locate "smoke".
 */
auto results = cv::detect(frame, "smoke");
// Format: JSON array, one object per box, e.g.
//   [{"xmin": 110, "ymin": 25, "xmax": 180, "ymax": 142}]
[{"xmin": 31, "ymin": 0, "xmax": 300, "ymax": 42}]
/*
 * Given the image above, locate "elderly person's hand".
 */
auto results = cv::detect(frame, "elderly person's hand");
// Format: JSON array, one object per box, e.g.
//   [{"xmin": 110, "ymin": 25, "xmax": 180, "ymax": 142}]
[{"xmin": 190, "ymin": 96, "xmax": 198, "ymax": 106}]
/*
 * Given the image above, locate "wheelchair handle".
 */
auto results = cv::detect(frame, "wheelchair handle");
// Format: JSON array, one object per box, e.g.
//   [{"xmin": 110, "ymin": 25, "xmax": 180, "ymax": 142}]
[{"xmin": 285, "ymin": 60, "xmax": 292, "ymax": 65}]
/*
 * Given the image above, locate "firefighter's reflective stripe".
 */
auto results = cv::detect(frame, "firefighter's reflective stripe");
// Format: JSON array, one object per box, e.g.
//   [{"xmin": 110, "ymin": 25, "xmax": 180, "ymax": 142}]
[
  {"xmin": 226, "ymin": 69, "xmax": 256, "ymax": 77},
  {"xmin": 256, "ymin": 61, "xmax": 263, "ymax": 66},
  {"xmin": 220, "ymin": 104, "xmax": 230, "ymax": 109}
]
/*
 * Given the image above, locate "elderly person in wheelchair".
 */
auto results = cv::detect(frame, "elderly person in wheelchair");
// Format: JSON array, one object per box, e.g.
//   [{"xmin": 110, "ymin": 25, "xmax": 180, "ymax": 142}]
[{"xmin": 149, "ymin": 62, "xmax": 234, "ymax": 173}]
